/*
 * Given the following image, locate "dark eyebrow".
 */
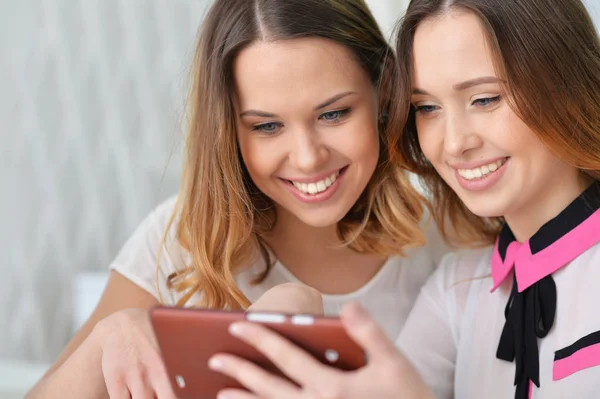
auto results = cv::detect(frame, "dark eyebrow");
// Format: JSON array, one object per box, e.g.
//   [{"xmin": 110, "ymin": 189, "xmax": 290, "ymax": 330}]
[
  {"xmin": 239, "ymin": 110, "xmax": 279, "ymax": 118},
  {"xmin": 412, "ymin": 77, "xmax": 503, "ymax": 96},
  {"xmin": 314, "ymin": 91, "xmax": 357, "ymax": 111},
  {"xmin": 412, "ymin": 88, "xmax": 430, "ymax": 95},
  {"xmin": 239, "ymin": 91, "xmax": 357, "ymax": 118},
  {"xmin": 453, "ymin": 76, "xmax": 503, "ymax": 91}
]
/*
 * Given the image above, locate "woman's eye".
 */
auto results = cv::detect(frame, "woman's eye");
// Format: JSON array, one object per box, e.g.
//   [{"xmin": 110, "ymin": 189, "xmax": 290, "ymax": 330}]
[
  {"xmin": 472, "ymin": 95, "xmax": 501, "ymax": 107},
  {"xmin": 414, "ymin": 104, "xmax": 439, "ymax": 114},
  {"xmin": 319, "ymin": 108, "xmax": 351, "ymax": 122},
  {"xmin": 252, "ymin": 122, "xmax": 282, "ymax": 134}
]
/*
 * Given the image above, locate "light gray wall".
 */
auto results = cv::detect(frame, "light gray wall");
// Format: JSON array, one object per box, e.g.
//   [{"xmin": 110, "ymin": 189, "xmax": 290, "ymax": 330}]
[{"xmin": 1, "ymin": 0, "xmax": 210, "ymax": 363}]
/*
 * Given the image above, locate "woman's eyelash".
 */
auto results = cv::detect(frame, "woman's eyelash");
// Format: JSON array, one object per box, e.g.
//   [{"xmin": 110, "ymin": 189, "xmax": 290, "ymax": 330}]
[
  {"xmin": 319, "ymin": 108, "xmax": 352, "ymax": 122},
  {"xmin": 472, "ymin": 95, "xmax": 502, "ymax": 107},
  {"xmin": 413, "ymin": 96, "xmax": 502, "ymax": 114},
  {"xmin": 251, "ymin": 107, "xmax": 352, "ymax": 134},
  {"xmin": 252, "ymin": 122, "xmax": 282, "ymax": 134},
  {"xmin": 414, "ymin": 104, "xmax": 439, "ymax": 114}
]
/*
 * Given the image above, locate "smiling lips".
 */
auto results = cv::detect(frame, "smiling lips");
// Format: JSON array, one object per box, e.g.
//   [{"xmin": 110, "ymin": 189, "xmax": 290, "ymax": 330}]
[
  {"xmin": 457, "ymin": 158, "xmax": 508, "ymax": 180},
  {"xmin": 282, "ymin": 167, "xmax": 347, "ymax": 204},
  {"xmin": 452, "ymin": 157, "xmax": 510, "ymax": 192},
  {"xmin": 289, "ymin": 171, "xmax": 341, "ymax": 195}
]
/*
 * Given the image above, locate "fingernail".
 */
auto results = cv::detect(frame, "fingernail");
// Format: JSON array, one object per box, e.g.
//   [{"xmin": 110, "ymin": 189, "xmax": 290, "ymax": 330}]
[
  {"xmin": 217, "ymin": 393, "xmax": 230, "ymax": 399},
  {"xmin": 229, "ymin": 322, "xmax": 244, "ymax": 337},
  {"xmin": 208, "ymin": 357, "xmax": 224, "ymax": 371}
]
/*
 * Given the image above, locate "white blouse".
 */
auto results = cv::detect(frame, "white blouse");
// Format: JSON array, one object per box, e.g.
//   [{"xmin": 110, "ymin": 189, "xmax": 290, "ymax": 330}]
[
  {"xmin": 398, "ymin": 184, "xmax": 600, "ymax": 398},
  {"xmin": 109, "ymin": 196, "xmax": 449, "ymax": 341}
]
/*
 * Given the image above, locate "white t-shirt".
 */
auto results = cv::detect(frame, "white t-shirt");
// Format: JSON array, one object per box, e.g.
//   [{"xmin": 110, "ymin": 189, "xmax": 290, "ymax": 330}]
[
  {"xmin": 110, "ymin": 196, "xmax": 449, "ymax": 340},
  {"xmin": 398, "ymin": 184, "xmax": 600, "ymax": 398}
]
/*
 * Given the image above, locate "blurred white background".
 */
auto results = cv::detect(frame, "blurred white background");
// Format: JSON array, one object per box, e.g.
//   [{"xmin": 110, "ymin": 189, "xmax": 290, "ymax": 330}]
[{"xmin": 1, "ymin": 0, "xmax": 599, "ymax": 396}]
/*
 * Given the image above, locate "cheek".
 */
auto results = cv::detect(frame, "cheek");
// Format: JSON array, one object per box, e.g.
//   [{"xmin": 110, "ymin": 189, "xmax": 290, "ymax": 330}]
[
  {"xmin": 328, "ymin": 119, "xmax": 379, "ymax": 164},
  {"xmin": 351, "ymin": 125, "xmax": 380, "ymax": 164},
  {"xmin": 416, "ymin": 123, "xmax": 436, "ymax": 162},
  {"xmin": 495, "ymin": 107, "xmax": 537, "ymax": 152},
  {"xmin": 238, "ymin": 136, "xmax": 285, "ymax": 189},
  {"xmin": 364, "ymin": 126, "xmax": 380, "ymax": 154},
  {"xmin": 343, "ymin": 104, "xmax": 379, "ymax": 151},
  {"xmin": 360, "ymin": 116, "xmax": 380, "ymax": 150},
  {"xmin": 237, "ymin": 134, "xmax": 265, "ymax": 180}
]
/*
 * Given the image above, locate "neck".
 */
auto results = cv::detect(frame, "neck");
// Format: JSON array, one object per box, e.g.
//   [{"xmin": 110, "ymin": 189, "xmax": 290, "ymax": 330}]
[
  {"xmin": 263, "ymin": 206, "xmax": 386, "ymax": 294},
  {"xmin": 266, "ymin": 207, "xmax": 348, "ymax": 262},
  {"xmin": 504, "ymin": 173, "xmax": 594, "ymax": 242}
]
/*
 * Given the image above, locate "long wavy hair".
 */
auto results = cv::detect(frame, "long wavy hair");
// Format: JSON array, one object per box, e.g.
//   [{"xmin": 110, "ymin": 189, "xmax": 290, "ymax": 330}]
[
  {"xmin": 160, "ymin": 0, "xmax": 428, "ymax": 309},
  {"xmin": 390, "ymin": 0, "xmax": 600, "ymax": 247}
]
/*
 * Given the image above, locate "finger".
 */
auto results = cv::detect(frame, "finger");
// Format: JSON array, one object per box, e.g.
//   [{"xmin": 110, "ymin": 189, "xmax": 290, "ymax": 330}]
[
  {"xmin": 216, "ymin": 388, "xmax": 262, "ymax": 399},
  {"xmin": 151, "ymin": 374, "xmax": 178, "ymax": 399},
  {"xmin": 340, "ymin": 303, "xmax": 398, "ymax": 361},
  {"xmin": 127, "ymin": 374, "xmax": 155, "ymax": 399},
  {"xmin": 149, "ymin": 361, "xmax": 178, "ymax": 399},
  {"xmin": 227, "ymin": 322, "xmax": 338, "ymax": 387},
  {"xmin": 208, "ymin": 353, "xmax": 300, "ymax": 398},
  {"xmin": 104, "ymin": 374, "xmax": 132, "ymax": 399},
  {"xmin": 105, "ymin": 385, "xmax": 131, "ymax": 399}
]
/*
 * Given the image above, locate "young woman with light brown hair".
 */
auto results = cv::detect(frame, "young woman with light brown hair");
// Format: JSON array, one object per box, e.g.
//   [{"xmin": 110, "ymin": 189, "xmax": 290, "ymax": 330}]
[
  {"xmin": 207, "ymin": 1, "xmax": 600, "ymax": 398},
  {"xmin": 25, "ymin": 1, "xmax": 447, "ymax": 398}
]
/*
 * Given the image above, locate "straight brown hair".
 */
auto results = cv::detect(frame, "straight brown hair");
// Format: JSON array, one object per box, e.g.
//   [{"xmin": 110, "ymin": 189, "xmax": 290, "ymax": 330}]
[{"xmin": 390, "ymin": 0, "xmax": 600, "ymax": 246}]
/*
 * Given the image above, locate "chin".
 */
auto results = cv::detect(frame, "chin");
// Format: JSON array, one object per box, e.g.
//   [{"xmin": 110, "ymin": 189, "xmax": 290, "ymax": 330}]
[
  {"xmin": 461, "ymin": 200, "xmax": 507, "ymax": 219},
  {"xmin": 298, "ymin": 213, "xmax": 345, "ymax": 228},
  {"xmin": 289, "ymin": 205, "xmax": 351, "ymax": 228}
]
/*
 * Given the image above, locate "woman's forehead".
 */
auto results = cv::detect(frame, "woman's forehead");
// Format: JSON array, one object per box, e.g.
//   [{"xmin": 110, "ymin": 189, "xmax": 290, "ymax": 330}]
[
  {"xmin": 412, "ymin": 11, "xmax": 498, "ymax": 89},
  {"xmin": 232, "ymin": 38, "xmax": 371, "ymax": 108}
]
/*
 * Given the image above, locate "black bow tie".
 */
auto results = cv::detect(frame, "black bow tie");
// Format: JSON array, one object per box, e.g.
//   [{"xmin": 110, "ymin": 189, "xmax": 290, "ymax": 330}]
[{"xmin": 496, "ymin": 273, "xmax": 557, "ymax": 399}]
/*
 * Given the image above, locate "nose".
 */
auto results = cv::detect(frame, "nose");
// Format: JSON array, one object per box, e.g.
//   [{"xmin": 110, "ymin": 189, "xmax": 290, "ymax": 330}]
[
  {"xmin": 442, "ymin": 113, "xmax": 483, "ymax": 157},
  {"xmin": 288, "ymin": 128, "xmax": 329, "ymax": 173}
]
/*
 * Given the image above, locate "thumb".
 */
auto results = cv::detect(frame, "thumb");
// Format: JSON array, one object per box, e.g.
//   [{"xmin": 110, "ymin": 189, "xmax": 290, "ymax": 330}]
[{"xmin": 340, "ymin": 302, "xmax": 399, "ymax": 362}]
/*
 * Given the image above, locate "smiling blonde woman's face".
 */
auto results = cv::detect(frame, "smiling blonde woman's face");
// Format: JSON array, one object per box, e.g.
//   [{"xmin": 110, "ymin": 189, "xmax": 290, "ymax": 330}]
[{"xmin": 233, "ymin": 37, "xmax": 380, "ymax": 228}]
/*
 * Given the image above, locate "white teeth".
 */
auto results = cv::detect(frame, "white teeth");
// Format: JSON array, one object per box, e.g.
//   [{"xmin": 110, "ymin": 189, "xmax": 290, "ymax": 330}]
[
  {"xmin": 458, "ymin": 159, "xmax": 505, "ymax": 180},
  {"xmin": 291, "ymin": 171, "xmax": 340, "ymax": 195}
]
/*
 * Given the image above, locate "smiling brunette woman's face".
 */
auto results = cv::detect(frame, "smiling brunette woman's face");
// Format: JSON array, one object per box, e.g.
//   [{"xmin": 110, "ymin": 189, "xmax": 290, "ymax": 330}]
[
  {"xmin": 233, "ymin": 37, "xmax": 380, "ymax": 228},
  {"xmin": 411, "ymin": 10, "xmax": 584, "ymax": 224}
]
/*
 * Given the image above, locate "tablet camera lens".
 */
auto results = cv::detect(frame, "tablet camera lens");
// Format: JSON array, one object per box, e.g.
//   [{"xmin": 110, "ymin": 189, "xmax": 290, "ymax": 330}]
[
  {"xmin": 175, "ymin": 375, "xmax": 186, "ymax": 388},
  {"xmin": 325, "ymin": 349, "xmax": 339, "ymax": 363}
]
